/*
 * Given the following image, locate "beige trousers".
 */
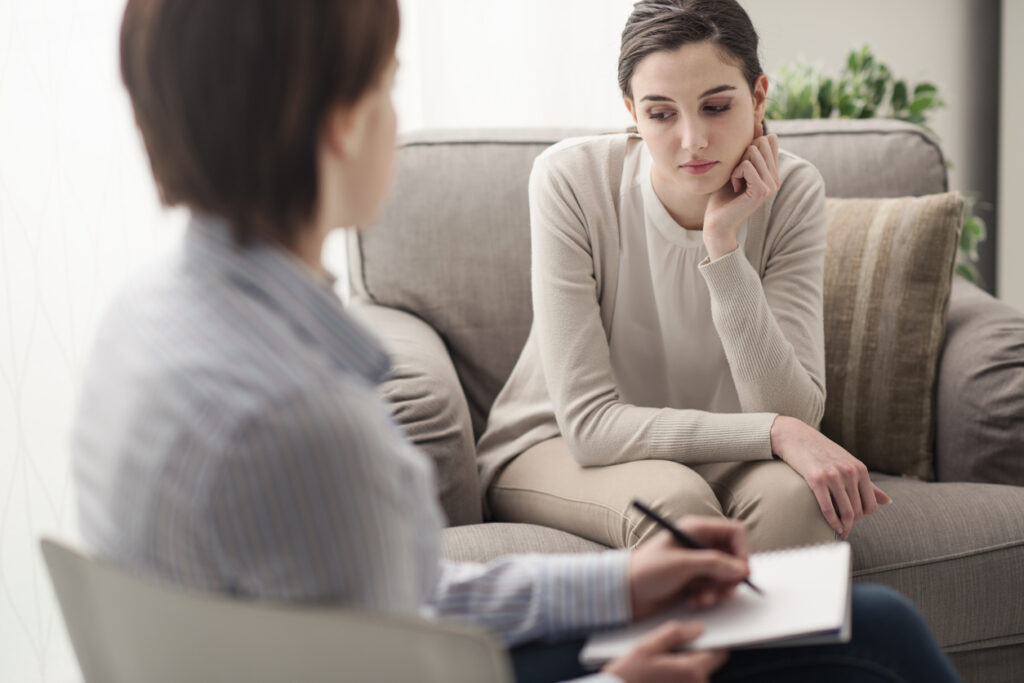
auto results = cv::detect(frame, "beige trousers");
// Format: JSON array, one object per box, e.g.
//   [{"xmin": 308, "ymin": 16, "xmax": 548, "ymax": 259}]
[{"xmin": 488, "ymin": 437, "xmax": 836, "ymax": 552}]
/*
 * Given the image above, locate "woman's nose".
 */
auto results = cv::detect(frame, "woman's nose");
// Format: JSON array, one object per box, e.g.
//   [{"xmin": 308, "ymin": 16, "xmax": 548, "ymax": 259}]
[{"xmin": 680, "ymin": 118, "xmax": 708, "ymax": 152}]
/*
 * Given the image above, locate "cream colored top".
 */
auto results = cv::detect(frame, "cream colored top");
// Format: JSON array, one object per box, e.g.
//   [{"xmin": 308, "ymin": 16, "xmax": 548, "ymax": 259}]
[
  {"xmin": 476, "ymin": 133, "xmax": 827, "ymax": 499},
  {"xmin": 610, "ymin": 139, "xmax": 748, "ymax": 413}
]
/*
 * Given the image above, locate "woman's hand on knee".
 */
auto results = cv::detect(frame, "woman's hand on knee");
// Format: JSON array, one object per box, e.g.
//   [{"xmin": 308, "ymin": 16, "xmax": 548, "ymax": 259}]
[
  {"xmin": 628, "ymin": 516, "xmax": 750, "ymax": 620},
  {"xmin": 603, "ymin": 621, "xmax": 728, "ymax": 683},
  {"xmin": 769, "ymin": 415, "xmax": 892, "ymax": 539}
]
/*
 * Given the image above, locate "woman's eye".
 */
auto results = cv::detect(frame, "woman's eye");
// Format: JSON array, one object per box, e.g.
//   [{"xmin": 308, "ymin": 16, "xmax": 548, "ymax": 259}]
[
  {"xmin": 704, "ymin": 104, "xmax": 731, "ymax": 114},
  {"xmin": 648, "ymin": 111, "xmax": 675, "ymax": 121}
]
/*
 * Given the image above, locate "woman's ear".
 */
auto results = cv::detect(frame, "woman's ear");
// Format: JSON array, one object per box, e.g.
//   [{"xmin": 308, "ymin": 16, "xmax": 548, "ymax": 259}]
[
  {"xmin": 752, "ymin": 74, "xmax": 769, "ymax": 138},
  {"xmin": 322, "ymin": 105, "xmax": 357, "ymax": 160},
  {"xmin": 623, "ymin": 96, "xmax": 638, "ymax": 124}
]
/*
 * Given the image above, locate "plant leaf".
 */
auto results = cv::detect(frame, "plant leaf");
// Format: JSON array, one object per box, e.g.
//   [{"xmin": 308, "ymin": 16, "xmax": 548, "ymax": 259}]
[
  {"xmin": 891, "ymin": 80, "xmax": 908, "ymax": 112},
  {"xmin": 909, "ymin": 94, "xmax": 937, "ymax": 114}
]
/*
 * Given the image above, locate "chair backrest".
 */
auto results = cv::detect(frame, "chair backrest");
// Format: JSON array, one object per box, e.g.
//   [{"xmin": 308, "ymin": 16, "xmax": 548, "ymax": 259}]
[
  {"xmin": 349, "ymin": 120, "xmax": 948, "ymax": 437},
  {"xmin": 40, "ymin": 537, "xmax": 513, "ymax": 683}
]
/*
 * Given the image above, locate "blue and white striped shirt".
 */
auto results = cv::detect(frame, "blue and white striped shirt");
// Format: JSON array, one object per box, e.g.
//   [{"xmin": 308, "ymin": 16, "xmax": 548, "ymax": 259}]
[{"xmin": 72, "ymin": 214, "xmax": 629, "ymax": 660}]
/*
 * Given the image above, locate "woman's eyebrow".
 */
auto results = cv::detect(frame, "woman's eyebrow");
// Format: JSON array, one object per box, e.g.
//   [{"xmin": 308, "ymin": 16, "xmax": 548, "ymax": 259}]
[
  {"xmin": 639, "ymin": 85, "xmax": 737, "ymax": 103},
  {"xmin": 699, "ymin": 85, "xmax": 737, "ymax": 98}
]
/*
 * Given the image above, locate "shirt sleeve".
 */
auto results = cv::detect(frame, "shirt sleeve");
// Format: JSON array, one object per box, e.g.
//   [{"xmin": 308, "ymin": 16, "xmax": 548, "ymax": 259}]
[
  {"xmin": 528, "ymin": 149, "xmax": 778, "ymax": 468},
  {"xmin": 699, "ymin": 159, "xmax": 827, "ymax": 427},
  {"xmin": 428, "ymin": 550, "xmax": 631, "ymax": 647}
]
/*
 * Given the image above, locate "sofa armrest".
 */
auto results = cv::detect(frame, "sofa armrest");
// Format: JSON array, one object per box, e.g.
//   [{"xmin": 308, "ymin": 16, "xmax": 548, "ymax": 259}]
[
  {"xmin": 935, "ymin": 277, "xmax": 1024, "ymax": 485},
  {"xmin": 349, "ymin": 300, "xmax": 482, "ymax": 525}
]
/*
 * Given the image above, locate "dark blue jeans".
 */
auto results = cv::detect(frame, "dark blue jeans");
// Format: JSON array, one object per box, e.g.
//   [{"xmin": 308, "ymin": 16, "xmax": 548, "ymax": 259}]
[{"xmin": 510, "ymin": 584, "xmax": 963, "ymax": 683}]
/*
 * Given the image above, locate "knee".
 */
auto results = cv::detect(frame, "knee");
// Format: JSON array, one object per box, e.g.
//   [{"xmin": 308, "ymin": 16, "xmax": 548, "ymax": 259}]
[
  {"xmin": 851, "ymin": 584, "xmax": 940, "ymax": 650},
  {"xmin": 852, "ymin": 584, "xmax": 927, "ymax": 635},
  {"xmin": 735, "ymin": 463, "xmax": 836, "ymax": 550},
  {"xmin": 624, "ymin": 462, "xmax": 722, "ymax": 547}
]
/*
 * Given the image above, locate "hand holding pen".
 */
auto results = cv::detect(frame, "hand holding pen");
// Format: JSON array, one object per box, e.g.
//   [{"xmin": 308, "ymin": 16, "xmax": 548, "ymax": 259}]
[
  {"xmin": 633, "ymin": 500, "xmax": 763, "ymax": 596},
  {"xmin": 626, "ymin": 503, "xmax": 760, "ymax": 622}
]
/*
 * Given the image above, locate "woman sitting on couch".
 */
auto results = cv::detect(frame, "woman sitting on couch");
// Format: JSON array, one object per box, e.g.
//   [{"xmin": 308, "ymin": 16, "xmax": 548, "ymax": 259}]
[{"xmin": 478, "ymin": 0, "xmax": 890, "ymax": 551}]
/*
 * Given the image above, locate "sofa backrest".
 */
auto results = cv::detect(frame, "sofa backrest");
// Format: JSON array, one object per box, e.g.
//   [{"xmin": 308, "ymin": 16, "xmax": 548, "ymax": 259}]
[{"xmin": 349, "ymin": 119, "xmax": 948, "ymax": 438}]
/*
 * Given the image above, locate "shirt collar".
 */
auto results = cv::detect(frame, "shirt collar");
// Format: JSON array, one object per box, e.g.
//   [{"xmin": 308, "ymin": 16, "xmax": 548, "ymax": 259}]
[{"xmin": 184, "ymin": 213, "xmax": 390, "ymax": 384}]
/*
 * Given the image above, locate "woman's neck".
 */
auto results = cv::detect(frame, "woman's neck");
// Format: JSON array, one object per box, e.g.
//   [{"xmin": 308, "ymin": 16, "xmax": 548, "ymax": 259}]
[
  {"xmin": 292, "ymin": 218, "xmax": 330, "ymax": 277},
  {"xmin": 650, "ymin": 168, "xmax": 709, "ymax": 230}
]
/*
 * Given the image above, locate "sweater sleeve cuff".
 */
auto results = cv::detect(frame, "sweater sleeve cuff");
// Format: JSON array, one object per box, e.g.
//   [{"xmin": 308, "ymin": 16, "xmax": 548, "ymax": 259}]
[
  {"xmin": 649, "ymin": 411, "xmax": 777, "ymax": 462},
  {"xmin": 542, "ymin": 549, "xmax": 631, "ymax": 638}
]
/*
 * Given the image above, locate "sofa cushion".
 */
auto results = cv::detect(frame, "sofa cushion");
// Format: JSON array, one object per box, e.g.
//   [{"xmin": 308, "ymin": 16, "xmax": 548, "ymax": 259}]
[
  {"xmin": 822, "ymin": 193, "xmax": 962, "ymax": 479},
  {"xmin": 935, "ymin": 277, "xmax": 1024, "ymax": 485},
  {"xmin": 441, "ymin": 523, "xmax": 606, "ymax": 563},
  {"xmin": 349, "ymin": 302, "xmax": 483, "ymax": 526},
  {"xmin": 767, "ymin": 118, "xmax": 947, "ymax": 198},
  {"xmin": 851, "ymin": 474, "xmax": 1024, "ymax": 653}
]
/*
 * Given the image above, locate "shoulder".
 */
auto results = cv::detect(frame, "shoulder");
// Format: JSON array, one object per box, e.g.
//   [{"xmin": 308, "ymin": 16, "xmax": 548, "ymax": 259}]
[
  {"xmin": 536, "ymin": 132, "xmax": 635, "ymax": 165},
  {"xmin": 777, "ymin": 149, "xmax": 826, "ymax": 198},
  {"xmin": 531, "ymin": 132, "xmax": 638, "ymax": 190}
]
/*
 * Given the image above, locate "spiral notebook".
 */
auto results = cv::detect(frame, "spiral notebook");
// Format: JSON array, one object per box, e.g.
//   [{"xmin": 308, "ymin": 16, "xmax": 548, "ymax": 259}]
[{"xmin": 580, "ymin": 542, "xmax": 852, "ymax": 667}]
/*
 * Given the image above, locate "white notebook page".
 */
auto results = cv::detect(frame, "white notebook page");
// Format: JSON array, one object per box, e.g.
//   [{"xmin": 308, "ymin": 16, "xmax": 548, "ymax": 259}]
[{"xmin": 581, "ymin": 542, "xmax": 852, "ymax": 666}]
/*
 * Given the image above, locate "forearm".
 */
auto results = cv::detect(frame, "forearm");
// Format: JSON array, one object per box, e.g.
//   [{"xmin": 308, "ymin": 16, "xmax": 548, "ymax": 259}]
[
  {"xmin": 700, "ymin": 249, "xmax": 825, "ymax": 425},
  {"xmin": 428, "ymin": 552, "xmax": 630, "ymax": 647},
  {"xmin": 555, "ymin": 394, "xmax": 776, "ymax": 467}
]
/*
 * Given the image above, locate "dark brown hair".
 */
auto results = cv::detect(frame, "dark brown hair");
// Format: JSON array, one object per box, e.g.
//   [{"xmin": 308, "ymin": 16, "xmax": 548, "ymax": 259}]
[
  {"xmin": 618, "ymin": 0, "xmax": 763, "ymax": 100},
  {"xmin": 120, "ymin": 0, "xmax": 400, "ymax": 246}
]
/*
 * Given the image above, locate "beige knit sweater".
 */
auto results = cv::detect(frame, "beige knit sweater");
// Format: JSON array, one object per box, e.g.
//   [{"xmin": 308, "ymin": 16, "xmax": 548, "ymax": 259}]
[{"xmin": 476, "ymin": 133, "xmax": 827, "ymax": 496}]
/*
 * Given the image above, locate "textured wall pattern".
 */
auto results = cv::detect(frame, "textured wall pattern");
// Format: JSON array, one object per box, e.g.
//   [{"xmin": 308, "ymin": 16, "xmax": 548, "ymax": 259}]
[{"xmin": 0, "ymin": 3, "xmax": 184, "ymax": 681}]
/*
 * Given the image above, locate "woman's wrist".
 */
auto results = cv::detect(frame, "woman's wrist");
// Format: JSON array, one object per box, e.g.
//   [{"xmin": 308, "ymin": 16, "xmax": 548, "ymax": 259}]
[
  {"xmin": 769, "ymin": 414, "xmax": 796, "ymax": 457},
  {"xmin": 703, "ymin": 232, "xmax": 739, "ymax": 261}
]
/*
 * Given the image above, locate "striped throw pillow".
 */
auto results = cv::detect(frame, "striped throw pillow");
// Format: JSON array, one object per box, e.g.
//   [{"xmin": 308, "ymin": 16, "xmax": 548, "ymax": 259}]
[{"xmin": 822, "ymin": 192, "xmax": 963, "ymax": 479}]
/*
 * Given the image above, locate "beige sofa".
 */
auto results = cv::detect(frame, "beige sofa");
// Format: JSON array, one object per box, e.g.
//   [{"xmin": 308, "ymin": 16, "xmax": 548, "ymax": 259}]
[{"xmin": 348, "ymin": 119, "xmax": 1024, "ymax": 682}]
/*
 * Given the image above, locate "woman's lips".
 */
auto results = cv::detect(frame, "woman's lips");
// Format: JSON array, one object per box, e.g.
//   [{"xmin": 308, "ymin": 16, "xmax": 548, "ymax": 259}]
[{"xmin": 680, "ymin": 160, "xmax": 718, "ymax": 175}]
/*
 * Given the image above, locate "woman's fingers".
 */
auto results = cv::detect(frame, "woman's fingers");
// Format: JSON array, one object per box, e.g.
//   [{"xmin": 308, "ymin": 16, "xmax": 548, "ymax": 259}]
[
  {"xmin": 676, "ymin": 516, "xmax": 750, "ymax": 560},
  {"xmin": 732, "ymin": 160, "xmax": 769, "ymax": 198},
  {"xmin": 678, "ymin": 549, "xmax": 749, "ymax": 586},
  {"xmin": 873, "ymin": 483, "xmax": 893, "ymax": 505},
  {"xmin": 857, "ymin": 475, "xmax": 879, "ymax": 517},
  {"xmin": 829, "ymin": 485, "xmax": 856, "ymax": 538},
  {"xmin": 808, "ymin": 480, "xmax": 844, "ymax": 537},
  {"xmin": 846, "ymin": 475, "xmax": 864, "ymax": 522},
  {"xmin": 746, "ymin": 146, "xmax": 772, "ymax": 187},
  {"xmin": 767, "ymin": 134, "xmax": 780, "ymax": 170},
  {"xmin": 732, "ymin": 144, "xmax": 779, "ymax": 200},
  {"xmin": 750, "ymin": 137, "xmax": 778, "ymax": 181},
  {"xmin": 636, "ymin": 620, "xmax": 703, "ymax": 654}
]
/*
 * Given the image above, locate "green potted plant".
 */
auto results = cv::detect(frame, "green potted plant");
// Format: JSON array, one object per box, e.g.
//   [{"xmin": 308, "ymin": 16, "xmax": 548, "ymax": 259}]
[{"xmin": 765, "ymin": 45, "xmax": 986, "ymax": 284}]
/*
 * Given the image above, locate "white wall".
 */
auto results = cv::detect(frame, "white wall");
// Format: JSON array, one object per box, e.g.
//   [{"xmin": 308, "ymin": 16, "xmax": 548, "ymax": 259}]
[
  {"xmin": 0, "ymin": 3, "xmax": 179, "ymax": 681},
  {"xmin": 0, "ymin": 1, "xmax": 1009, "ymax": 681}
]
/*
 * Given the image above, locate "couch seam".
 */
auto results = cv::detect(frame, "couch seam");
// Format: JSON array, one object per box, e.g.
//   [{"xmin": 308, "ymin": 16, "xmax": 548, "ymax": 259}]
[
  {"xmin": 942, "ymin": 633, "xmax": 1024, "ymax": 653},
  {"xmin": 395, "ymin": 128, "xmax": 947, "ymax": 192},
  {"xmin": 852, "ymin": 538, "xmax": 1024, "ymax": 576}
]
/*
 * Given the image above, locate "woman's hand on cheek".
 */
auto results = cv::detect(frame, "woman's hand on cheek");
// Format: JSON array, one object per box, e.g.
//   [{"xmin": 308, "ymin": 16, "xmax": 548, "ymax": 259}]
[{"xmin": 702, "ymin": 134, "xmax": 780, "ymax": 261}]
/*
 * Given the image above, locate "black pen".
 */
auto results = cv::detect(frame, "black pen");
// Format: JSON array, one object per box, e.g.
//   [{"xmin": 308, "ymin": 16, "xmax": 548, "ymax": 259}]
[{"xmin": 632, "ymin": 499, "xmax": 764, "ymax": 596}]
